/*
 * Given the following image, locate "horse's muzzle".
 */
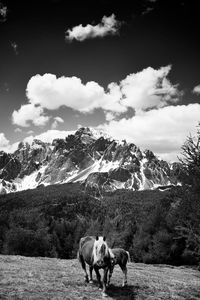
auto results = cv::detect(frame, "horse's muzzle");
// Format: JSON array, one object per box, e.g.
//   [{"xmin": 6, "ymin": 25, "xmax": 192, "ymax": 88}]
[{"xmin": 96, "ymin": 260, "xmax": 104, "ymax": 267}]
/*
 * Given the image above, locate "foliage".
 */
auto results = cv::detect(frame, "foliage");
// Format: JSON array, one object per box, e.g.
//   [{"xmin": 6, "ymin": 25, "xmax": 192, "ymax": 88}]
[
  {"xmin": 0, "ymin": 140, "xmax": 200, "ymax": 267},
  {"xmin": 176, "ymin": 124, "xmax": 200, "ymax": 264},
  {"xmin": 179, "ymin": 124, "xmax": 200, "ymax": 190}
]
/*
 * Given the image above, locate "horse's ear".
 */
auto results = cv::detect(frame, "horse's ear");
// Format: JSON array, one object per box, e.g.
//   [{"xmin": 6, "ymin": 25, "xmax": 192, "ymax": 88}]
[
  {"xmin": 103, "ymin": 236, "xmax": 106, "ymax": 241},
  {"xmin": 96, "ymin": 236, "xmax": 99, "ymax": 240}
]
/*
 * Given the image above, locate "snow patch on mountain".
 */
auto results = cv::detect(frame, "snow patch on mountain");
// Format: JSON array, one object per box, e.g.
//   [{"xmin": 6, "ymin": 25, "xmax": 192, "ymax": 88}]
[{"xmin": 16, "ymin": 165, "xmax": 48, "ymax": 191}]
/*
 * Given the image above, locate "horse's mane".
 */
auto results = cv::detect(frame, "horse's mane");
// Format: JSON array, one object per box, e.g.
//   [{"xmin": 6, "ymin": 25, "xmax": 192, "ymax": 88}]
[
  {"xmin": 108, "ymin": 248, "xmax": 115, "ymax": 259},
  {"xmin": 92, "ymin": 236, "xmax": 109, "ymax": 264}
]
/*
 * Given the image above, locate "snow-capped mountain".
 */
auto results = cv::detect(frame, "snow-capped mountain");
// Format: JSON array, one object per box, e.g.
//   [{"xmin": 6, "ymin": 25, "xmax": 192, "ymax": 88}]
[{"xmin": 0, "ymin": 127, "xmax": 182, "ymax": 194}]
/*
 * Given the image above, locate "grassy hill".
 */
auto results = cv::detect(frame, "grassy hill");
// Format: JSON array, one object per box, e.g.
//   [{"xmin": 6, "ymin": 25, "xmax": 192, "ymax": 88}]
[{"xmin": 0, "ymin": 254, "xmax": 199, "ymax": 300}]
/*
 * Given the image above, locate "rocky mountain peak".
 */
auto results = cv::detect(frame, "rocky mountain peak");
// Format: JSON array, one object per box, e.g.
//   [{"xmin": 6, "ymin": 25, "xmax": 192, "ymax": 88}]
[{"xmin": 0, "ymin": 127, "xmax": 183, "ymax": 194}]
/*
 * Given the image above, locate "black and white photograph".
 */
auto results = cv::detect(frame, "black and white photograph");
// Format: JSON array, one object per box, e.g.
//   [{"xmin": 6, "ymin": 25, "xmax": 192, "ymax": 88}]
[{"xmin": 0, "ymin": 0, "xmax": 200, "ymax": 299}]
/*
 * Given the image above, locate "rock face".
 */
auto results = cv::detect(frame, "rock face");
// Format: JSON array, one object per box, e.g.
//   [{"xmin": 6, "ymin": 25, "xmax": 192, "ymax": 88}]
[
  {"xmin": 0, "ymin": 127, "xmax": 183, "ymax": 194},
  {"xmin": 0, "ymin": 152, "xmax": 21, "ymax": 181}
]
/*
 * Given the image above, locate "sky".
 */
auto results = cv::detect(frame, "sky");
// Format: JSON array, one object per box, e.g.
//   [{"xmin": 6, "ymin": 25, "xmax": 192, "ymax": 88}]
[{"xmin": 0, "ymin": 0, "xmax": 200, "ymax": 161}]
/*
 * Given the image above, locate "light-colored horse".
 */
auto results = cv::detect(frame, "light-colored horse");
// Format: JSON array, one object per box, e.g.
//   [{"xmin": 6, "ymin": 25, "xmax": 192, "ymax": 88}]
[
  {"xmin": 108, "ymin": 248, "xmax": 130, "ymax": 287},
  {"xmin": 77, "ymin": 236, "xmax": 114, "ymax": 296}
]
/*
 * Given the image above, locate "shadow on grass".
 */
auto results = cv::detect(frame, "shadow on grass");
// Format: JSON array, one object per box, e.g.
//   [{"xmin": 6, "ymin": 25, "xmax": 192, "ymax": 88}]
[
  {"xmin": 106, "ymin": 284, "xmax": 138, "ymax": 300},
  {"xmin": 81, "ymin": 280, "xmax": 139, "ymax": 299}
]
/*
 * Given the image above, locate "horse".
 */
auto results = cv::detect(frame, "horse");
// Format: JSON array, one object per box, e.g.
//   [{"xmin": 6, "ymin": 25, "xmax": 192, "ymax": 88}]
[
  {"xmin": 77, "ymin": 235, "xmax": 114, "ymax": 296},
  {"xmin": 107, "ymin": 248, "xmax": 130, "ymax": 287}
]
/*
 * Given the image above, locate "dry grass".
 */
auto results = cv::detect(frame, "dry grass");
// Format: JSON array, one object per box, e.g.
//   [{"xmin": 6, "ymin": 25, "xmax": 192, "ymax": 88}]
[{"xmin": 0, "ymin": 255, "xmax": 199, "ymax": 300}]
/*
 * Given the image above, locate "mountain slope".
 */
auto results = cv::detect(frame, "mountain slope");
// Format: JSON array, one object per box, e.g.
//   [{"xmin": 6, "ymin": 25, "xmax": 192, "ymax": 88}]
[
  {"xmin": 0, "ymin": 127, "xmax": 182, "ymax": 194},
  {"xmin": 0, "ymin": 255, "xmax": 199, "ymax": 300}
]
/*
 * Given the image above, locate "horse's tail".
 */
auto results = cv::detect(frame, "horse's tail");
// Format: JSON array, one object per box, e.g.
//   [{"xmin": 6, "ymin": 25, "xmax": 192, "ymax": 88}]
[{"xmin": 126, "ymin": 251, "xmax": 131, "ymax": 263}]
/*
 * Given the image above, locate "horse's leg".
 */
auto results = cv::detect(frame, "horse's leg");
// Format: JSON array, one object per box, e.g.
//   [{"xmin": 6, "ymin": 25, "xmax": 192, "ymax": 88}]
[
  {"xmin": 89, "ymin": 266, "xmax": 93, "ymax": 283},
  {"xmin": 94, "ymin": 266, "xmax": 102, "ymax": 289},
  {"xmin": 107, "ymin": 265, "xmax": 114, "ymax": 286},
  {"xmin": 120, "ymin": 264, "xmax": 128, "ymax": 287},
  {"xmin": 102, "ymin": 267, "xmax": 109, "ymax": 296},
  {"xmin": 119, "ymin": 263, "xmax": 127, "ymax": 287},
  {"xmin": 79, "ymin": 254, "xmax": 89, "ymax": 283}
]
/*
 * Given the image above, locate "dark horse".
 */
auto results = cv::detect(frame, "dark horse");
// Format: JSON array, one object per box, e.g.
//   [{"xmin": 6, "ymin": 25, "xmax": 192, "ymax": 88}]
[
  {"xmin": 108, "ymin": 248, "xmax": 130, "ymax": 287},
  {"xmin": 77, "ymin": 236, "xmax": 114, "ymax": 296}
]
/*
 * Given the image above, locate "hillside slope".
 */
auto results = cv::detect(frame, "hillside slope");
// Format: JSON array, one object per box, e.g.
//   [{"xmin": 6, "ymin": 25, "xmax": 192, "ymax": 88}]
[{"xmin": 0, "ymin": 255, "xmax": 199, "ymax": 300}]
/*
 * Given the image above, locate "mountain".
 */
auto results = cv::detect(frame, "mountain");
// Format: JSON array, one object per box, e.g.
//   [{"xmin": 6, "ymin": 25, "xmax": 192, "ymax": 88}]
[{"xmin": 0, "ymin": 127, "xmax": 182, "ymax": 195}]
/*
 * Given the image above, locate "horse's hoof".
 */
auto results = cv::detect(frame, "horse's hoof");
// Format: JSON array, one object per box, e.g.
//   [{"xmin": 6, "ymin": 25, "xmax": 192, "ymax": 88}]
[
  {"xmin": 89, "ymin": 280, "xmax": 93, "ymax": 284},
  {"xmin": 102, "ymin": 292, "xmax": 108, "ymax": 297}
]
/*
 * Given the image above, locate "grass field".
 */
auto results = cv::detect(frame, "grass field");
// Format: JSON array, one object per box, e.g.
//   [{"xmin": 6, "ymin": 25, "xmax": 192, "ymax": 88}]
[{"xmin": 0, "ymin": 255, "xmax": 199, "ymax": 300}]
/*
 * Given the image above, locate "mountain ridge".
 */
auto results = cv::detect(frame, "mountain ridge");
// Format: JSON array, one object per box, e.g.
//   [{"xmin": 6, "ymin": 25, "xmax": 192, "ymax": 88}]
[{"xmin": 0, "ymin": 127, "xmax": 182, "ymax": 195}]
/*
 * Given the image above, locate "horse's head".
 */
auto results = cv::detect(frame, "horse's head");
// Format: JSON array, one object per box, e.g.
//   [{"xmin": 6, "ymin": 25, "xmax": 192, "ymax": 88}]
[{"xmin": 93, "ymin": 236, "xmax": 109, "ymax": 267}]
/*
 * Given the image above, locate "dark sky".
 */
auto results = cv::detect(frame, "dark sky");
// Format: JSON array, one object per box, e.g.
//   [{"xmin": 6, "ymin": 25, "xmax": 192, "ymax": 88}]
[{"xmin": 0, "ymin": 0, "xmax": 200, "ymax": 160}]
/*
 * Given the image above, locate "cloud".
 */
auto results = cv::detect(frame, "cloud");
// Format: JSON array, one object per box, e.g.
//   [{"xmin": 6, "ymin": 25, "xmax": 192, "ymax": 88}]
[
  {"xmin": 101, "ymin": 104, "xmax": 200, "ymax": 162},
  {"xmin": 27, "ymin": 130, "xmax": 34, "ymax": 135},
  {"xmin": 142, "ymin": 7, "xmax": 154, "ymax": 15},
  {"xmin": 0, "ymin": 2, "xmax": 7, "ymax": 22},
  {"xmin": 193, "ymin": 84, "xmax": 200, "ymax": 95},
  {"xmin": 0, "ymin": 132, "xmax": 10, "ymax": 148},
  {"xmin": 23, "ymin": 65, "xmax": 179, "ymax": 121},
  {"xmin": 14, "ymin": 128, "xmax": 22, "ymax": 133},
  {"xmin": 0, "ymin": 130, "xmax": 74, "ymax": 153},
  {"xmin": 65, "ymin": 14, "xmax": 121, "ymax": 42},
  {"xmin": 24, "ymin": 129, "xmax": 74, "ymax": 144},
  {"xmin": 25, "ymin": 73, "xmax": 126, "ymax": 114},
  {"xmin": 0, "ymin": 132, "xmax": 18, "ymax": 153},
  {"xmin": 51, "ymin": 116, "xmax": 64, "ymax": 129},
  {"xmin": 12, "ymin": 103, "xmax": 50, "ymax": 127},
  {"xmin": 118, "ymin": 65, "xmax": 180, "ymax": 111},
  {"xmin": 105, "ymin": 112, "xmax": 116, "ymax": 121},
  {"xmin": 10, "ymin": 42, "xmax": 18, "ymax": 55}
]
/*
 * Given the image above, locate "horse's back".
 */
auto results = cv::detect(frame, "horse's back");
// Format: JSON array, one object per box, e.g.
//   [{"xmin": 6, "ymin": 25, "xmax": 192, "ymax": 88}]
[
  {"xmin": 79, "ymin": 236, "xmax": 95, "ymax": 249},
  {"xmin": 78, "ymin": 236, "xmax": 95, "ymax": 265},
  {"xmin": 112, "ymin": 248, "xmax": 129, "ymax": 266}
]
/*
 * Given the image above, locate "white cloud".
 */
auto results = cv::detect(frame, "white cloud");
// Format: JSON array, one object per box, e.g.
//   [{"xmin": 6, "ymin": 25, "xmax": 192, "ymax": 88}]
[
  {"xmin": 0, "ymin": 2, "xmax": 7, "ymax": 22},
  {"xmin": 14, "ymin": 128, "xmax": 22, "ymax": 133},
  {"xmin": 0, "ymin": 132, "xmax": 10, "ymax": 148},
  {"xmin": 12, "ymin": 103, "xmax": 50, "ymax": 127},
  {"xmin": 142, "ymin": 7, "xmax": 154, "ymax": 15},
  {"xmin": 105, "ymin": 112, "xmax": 116, "ymax": 121},
  {"xmin": 101, "ymin": 104, "xmax": 200, "ymax": 162},
  {"xmin": 119, "ymin": 65, "xmax": 179, "ymax": 111},
  {"xmin": 65, "ymin": 14, "xmax": 121, "ymax": 42},
  {"xmin": 51, "ymin": 116, "xmax": 64, "ymax": 129},
  {"xmin": 25, "ymin": 73, "xmax": 126, "ymax": 114},
  {"xmin": 54, "ymin": 116, "xmax": 64, "ymax": 123},
  {"xmin": 27, "ymin": 130, "xmax": 34, "ymax": 135},
  {"xmin": 193, "ymin": 84, "xmax": 200, "ymax": 95},
  {"xmin": 0, "ymin": 133, "xmax": 18, "ymax": 153},
  {"xmin": 23, "ymin": 65, "xmax": 178, "ymax": 121},
  {"xmin": 24, "ymin": 130, "xmax": 74, "ymax": 144},
  {"xmin": 10, "ymin": 42, "xmax": 18, "ymax": 55},
  {"xmin": 0, "ymin": 129, "xmax": 74, "ymax": 154}
]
